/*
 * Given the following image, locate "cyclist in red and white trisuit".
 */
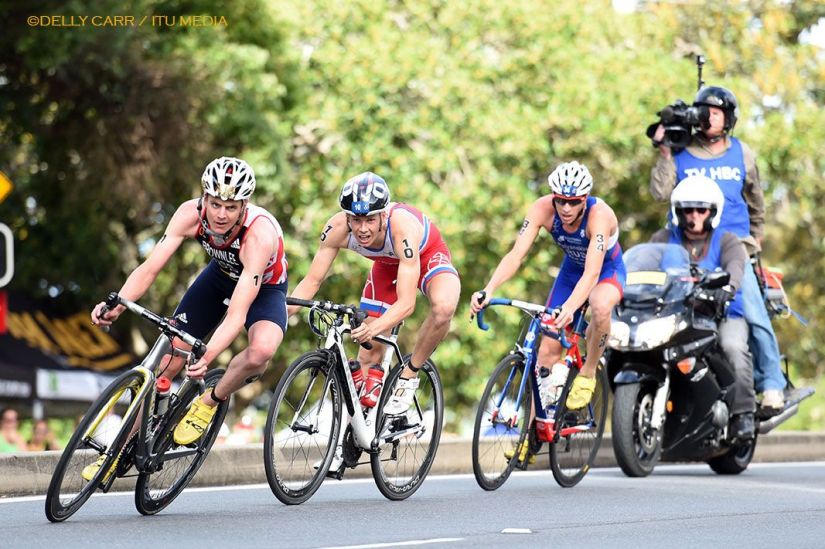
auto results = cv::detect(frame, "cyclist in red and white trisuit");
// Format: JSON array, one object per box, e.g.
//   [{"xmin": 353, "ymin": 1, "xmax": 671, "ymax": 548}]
[
  {"xmin": 289, "ymin": 171, "xmax": 460, "ymax": 418},
  {"xmin": 91, "ymin": 157, "xmax": 289, "ymax": 452}
]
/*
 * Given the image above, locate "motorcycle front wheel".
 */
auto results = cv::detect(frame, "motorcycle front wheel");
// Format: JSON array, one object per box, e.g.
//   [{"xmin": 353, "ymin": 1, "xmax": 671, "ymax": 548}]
[{"xmin": 611, "ymin": 381, "xmax": 662, "ymax": 477}]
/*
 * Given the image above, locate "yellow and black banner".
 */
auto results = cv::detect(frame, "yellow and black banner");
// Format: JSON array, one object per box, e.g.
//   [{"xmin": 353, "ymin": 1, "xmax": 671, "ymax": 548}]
[{"xmin": 0, "ymin": 291, "xmax": 136, "ymax": 401}]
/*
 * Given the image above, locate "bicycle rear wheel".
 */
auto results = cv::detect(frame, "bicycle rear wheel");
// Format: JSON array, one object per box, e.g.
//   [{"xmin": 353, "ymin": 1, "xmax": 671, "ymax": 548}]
[
  {"xmin": 371, "ymin": 359, "xmax": 444, "ymax": 501},
  {"xmin": 472, "ymin": 354, "xmax": 532, "ymax": 491},
  {"xmin": 549, "ymin": 362, "xmax": 608, "ymax": 488},
  {"xmin": 264, "ymin": 351, "xmax": 342, "ymax": 505},
  {"xmin": 45, "ymin": 369, "xmax": 146, "ymax": 522},
  {"xmin": 134, "ymin": 369, "xmax": 229, "ymax": 515}
]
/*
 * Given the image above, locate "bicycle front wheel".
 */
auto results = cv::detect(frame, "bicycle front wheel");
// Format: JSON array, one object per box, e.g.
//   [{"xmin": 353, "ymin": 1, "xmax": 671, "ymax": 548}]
[
  {"xmin": 472, "ymin": 354, "xmax": 532, "ymax": 491},
  {"xmin": 370, "ymin": 359, "xmax": 444, "ymax": 501},
  {"xmin": 45, "ymin": 369, "xmax": 146, "ymax": 522},
  {"xmin": 549, "ymin": 361, "xmax": 608, "ymax": 488},
  {"xmin": 134, "ymin": 368, "xmax": 229, "ymax": 515},
  {"xmin": 264, "ymin": 351, "xmax": 342, "ymax": 505}
]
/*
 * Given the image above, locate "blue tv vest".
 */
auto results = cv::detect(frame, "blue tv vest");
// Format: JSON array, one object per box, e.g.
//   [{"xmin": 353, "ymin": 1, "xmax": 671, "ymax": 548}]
[
  {"xmin": 668, "ymin": 227, "xmax": 744, "ymax": 318},
  {"xmin": 674, "ymin": 137, "xmax": 749, "ymax": 238}
]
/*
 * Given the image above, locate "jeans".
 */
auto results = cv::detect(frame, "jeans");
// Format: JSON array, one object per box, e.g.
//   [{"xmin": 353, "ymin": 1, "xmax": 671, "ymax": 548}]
[
  {"xmin": 719, "ymin": 317, "xmax": 756, "ymax": 414},
  {"xmin": 741, "ymin": 264, "xmax": 786, "ymax": 392}
]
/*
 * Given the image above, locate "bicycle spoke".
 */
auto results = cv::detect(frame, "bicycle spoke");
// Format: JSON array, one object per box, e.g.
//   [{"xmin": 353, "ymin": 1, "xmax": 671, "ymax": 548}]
[
  {"xmin": 472, "ymin": 356, "xmax": 531, "ymax": 491},
  {"xmin": 265, "ymin": 352, "xmax": 341, "ymax": 505},
  {"xmin": 371, "ymin": 361, "xmax": 443, "ymax": 501},
  {"xmin": 549, "ymin": 365, "xmax": 608, "ymax": 488}
]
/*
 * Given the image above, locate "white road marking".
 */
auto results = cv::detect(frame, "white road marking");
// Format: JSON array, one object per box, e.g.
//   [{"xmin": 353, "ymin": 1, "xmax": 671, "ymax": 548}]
[{"xmin": 316, "ymin": 538, "xmax": 463, "ymax": 549}]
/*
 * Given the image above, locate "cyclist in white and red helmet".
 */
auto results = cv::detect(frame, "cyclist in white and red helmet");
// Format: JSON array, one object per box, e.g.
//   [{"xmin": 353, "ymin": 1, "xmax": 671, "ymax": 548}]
[{"xmin": 91, "ymin": 156, "xmax": 289, "ymax": 453}]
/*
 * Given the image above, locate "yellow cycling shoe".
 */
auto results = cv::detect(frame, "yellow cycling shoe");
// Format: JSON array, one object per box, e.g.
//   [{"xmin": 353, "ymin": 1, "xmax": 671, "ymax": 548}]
[
  {"xmin": 566, "ymin": 375, "xmax": 596, "ymax": 410},
  {"xmin": 174, "ymin": 393, "xmax": 218, "ymax": 445},
  {"xmin": 81, "ymin": 453, "xmax": 119, "ymax": 483},
  {"xmin": 503, "ymin": 438, "xmax": 536, "ymax": 465}
]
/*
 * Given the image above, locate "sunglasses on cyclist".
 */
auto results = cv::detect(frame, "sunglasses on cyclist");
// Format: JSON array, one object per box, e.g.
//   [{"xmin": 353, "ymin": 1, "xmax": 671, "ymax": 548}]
[
  {"xmin": 678, "ymin": 207, "xmax": 709, "ymax": 215},
  {"xmin": 553, "ymin": 196, "xmax": 585, "ymax": 207}
]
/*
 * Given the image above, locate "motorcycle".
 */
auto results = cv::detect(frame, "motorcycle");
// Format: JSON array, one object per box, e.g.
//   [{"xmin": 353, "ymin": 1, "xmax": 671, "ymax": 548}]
[{"xmin": 605, "ymin": 243, "xmax": 814, "ymax": 477}]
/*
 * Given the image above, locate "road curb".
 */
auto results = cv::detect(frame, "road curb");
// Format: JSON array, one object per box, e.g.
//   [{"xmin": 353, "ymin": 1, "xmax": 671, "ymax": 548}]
[{"xmin": 3, "ymin": 432, "xmax": 824, "ymax": 498}]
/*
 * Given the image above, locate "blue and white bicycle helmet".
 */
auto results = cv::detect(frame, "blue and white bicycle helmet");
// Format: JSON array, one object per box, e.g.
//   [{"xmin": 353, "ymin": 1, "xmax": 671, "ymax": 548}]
[{"xmin": 547, "ymin": 161, "xmax": 593, "ymax": 197}]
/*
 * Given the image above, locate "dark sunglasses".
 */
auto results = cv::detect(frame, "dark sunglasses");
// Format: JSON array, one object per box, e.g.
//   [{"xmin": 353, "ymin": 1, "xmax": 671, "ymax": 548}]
[
  {"xmin": 679, "ymin": 207, "xmax": 709, "ymax": 215},
  {"xmin": 553, "ymin": 196, "xmax": 585, "ymax": 207}
]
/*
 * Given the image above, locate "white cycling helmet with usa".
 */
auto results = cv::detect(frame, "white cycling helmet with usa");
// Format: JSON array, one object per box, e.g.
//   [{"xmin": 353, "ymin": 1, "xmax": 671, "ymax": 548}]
[
  {"xmin": 201, "ymin": 157, "xmax": 256, "ymax": 201},
  {"xmin": 547, "ymin": 161, "xmax": 593, "ymax": 197}
]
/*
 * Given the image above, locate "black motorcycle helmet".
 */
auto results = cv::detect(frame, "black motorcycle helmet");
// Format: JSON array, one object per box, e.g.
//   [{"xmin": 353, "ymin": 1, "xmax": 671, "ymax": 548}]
[
  {"xmin": 693, "ymin": 86, "xmax": 739, "ymax": 133},
  {"xmin": 339, "ymin": 172, "xmax": 390, "ymax": 216}
]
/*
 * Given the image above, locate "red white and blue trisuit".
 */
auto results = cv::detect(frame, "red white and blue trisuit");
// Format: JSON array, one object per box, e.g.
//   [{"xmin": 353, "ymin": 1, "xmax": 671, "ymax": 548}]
[
  {"xmin": 544, "ymin": 196, "xmax": 626, "ymax": 312},
  {"xmin": 348, "ymin": 202, "xmax": 459, "ymax": 318},
  {"xmin": 174, "ymin": 203, "xmax": 289, "ymax": 337}
]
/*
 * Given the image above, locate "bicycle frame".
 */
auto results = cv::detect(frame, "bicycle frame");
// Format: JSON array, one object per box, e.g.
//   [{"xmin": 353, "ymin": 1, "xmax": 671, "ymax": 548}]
[
  {"xmin": 312, "ymin": 320, "xmax": 414, "ymax": 451},
  {"xmin": 131, "ymin": 337, "xmax": 205, "ymax": 473},
  {"xmin": 91, "ymin": 294, "xmax": 207, "ymax": 487},
  {"xmin": 477, "ymin": 297, "xmax": 591, "ymax": 443}
]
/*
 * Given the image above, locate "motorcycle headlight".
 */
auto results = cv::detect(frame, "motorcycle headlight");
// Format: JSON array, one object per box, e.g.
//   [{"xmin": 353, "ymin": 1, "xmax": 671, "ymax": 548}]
[
  {"xmin": 608, "ymin": 320, "xmax": 630, "ymax": 349},
  {"xmin": 633, "ymin": 314, "xmax": 679, "ymax": 349}
]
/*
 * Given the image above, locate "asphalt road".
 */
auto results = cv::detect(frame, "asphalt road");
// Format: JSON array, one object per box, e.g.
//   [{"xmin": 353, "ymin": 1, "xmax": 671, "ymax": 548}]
[{"xmin": 3, "ymin": 462, "xmax": 825, "ymax": 548}]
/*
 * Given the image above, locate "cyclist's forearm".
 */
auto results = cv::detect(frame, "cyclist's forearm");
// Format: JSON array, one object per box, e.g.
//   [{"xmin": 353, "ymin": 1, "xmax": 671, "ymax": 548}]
[
  {"xmin": 288, "ymin": 278, "xmax": 322, "ymax": 316},
  {"xmin": 565, "ymin": 273, "xmax": 599, "ymax": 311},
  {"xmin": 372, "ymin": 299, "xmax": 415, "ymax": 333},
  {"xmin": 117, "ymin": 263, "xmax": 160, "ymax": 302},
  {"xmin": 483, "ymin": 253, "xmax": 523, "ymax": 295},
  {"xmin": 202, "ymin": 313, "xmax": 245, "ymax": 364}
]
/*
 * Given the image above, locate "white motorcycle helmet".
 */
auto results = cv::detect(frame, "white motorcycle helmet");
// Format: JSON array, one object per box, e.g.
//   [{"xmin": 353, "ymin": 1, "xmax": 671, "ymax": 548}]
[{"xmin": 670, "ymin": 174, "xmax": 724, "ymax": 231}]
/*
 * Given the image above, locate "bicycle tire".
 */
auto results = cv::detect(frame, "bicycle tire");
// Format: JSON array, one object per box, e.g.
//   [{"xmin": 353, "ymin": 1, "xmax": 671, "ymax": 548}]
[
  {"xmin": 45, "ymin": 369, "xmax": 146, "ymax": 522},
  {"xmin": 549, "ymin": 362, "xmax": 608, "ymax": 488},
  {"xmin": 370, "ymin": 358, "xmax": 444, "ymax": 501},
  {"xmin": 264, "ymin": 351, "xmax": 342, "ymax": 505},
  {"xmin": 134, "ymin": 369, "xmax": 229, "ymax": 515},
  {"xmin": 472, "ymin": 354, "xmax": 532, "ymax": 491}
]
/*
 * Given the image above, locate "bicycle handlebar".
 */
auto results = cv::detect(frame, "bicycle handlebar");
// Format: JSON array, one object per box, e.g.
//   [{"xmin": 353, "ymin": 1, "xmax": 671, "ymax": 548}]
[
  {"xmin": 476, "ymin": 296, "xmax": 572, "ymax": 349},
  {"xmin": 102, "ymin": 292, "xmax": 207, "ymax": 359},
  {"xmin": 287, "ymin": 296, "xmax": 373, "ymax": 350}
]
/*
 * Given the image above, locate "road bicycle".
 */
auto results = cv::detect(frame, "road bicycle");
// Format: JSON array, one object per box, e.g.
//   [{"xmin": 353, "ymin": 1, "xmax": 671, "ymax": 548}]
[
  {"xmin": 264, "ymin": 297, "xmax": 443, "ymax": 504},
  {"xmin": 471, "ymin": 295, "xmax": 608, "ymax": 489},
  {"xmin": 45, "ymin": 292, "xmax": 229, "ymax": 522}
]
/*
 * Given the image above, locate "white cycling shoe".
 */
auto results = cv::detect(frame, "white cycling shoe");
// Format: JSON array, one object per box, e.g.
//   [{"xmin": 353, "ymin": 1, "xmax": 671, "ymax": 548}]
[
  {"xmin": 382, "ymin": 377, "xmax": 420, "ymax": 416},
  {"xmin": 314, "ymin": 445, "xmax": 343, "ymax": 473}
]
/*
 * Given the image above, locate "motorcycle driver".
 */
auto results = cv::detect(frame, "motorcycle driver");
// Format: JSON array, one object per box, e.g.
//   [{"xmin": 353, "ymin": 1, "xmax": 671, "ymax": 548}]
[{"xmin": 650, "ymin": 174, "xmax": 756, "ymax": 439}]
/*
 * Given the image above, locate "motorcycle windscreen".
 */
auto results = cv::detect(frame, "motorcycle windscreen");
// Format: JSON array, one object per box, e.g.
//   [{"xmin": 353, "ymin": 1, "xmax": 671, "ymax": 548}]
[{"xmin": 622, "ymin": 243, "xmax": 694, "ymax": 304}]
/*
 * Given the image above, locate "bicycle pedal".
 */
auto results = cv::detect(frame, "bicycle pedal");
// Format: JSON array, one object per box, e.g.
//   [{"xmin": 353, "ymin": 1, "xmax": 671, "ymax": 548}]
[{"xmin": 325, "ymin": 466, "xmax": 346, "ymax": 480}]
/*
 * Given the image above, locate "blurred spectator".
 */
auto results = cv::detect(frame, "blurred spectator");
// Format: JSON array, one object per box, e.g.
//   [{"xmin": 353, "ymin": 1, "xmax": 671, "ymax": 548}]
[
  {"xmin": 226, "ymin": 413, "xmax": 257, "ymax": 445},
  {"xmin": 0, "ymin": 407, "xmax": 28, "ymax": 453},
  {"xmin": 28, "ymin": 419, "xmax": 61, "ymax": 451}
]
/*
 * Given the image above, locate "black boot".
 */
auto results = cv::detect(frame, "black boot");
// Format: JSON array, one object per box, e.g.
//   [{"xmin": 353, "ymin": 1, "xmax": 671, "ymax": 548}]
[{"xmin": 730, "ymin": 413, "xmax": 755, "ymax": 440}]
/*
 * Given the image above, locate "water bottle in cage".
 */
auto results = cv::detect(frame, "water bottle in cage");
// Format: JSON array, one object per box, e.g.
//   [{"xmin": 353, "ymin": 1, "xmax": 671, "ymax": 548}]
[{"xmin": 155, "ymin": 377, "xmax": 172, "ymax": 416}]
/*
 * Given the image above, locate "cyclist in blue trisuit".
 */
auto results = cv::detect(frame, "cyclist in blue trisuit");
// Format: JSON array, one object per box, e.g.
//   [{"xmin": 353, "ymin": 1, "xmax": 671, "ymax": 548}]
[{"xmin": 471, "ymin": 161, "xmax": 626, "ymax": 410}]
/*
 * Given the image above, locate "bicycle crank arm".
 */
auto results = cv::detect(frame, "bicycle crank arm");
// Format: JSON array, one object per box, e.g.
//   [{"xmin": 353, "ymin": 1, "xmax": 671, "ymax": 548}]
[{"xmin": 378, "ymin": 422, "xmax": 425, "ymax": 444}]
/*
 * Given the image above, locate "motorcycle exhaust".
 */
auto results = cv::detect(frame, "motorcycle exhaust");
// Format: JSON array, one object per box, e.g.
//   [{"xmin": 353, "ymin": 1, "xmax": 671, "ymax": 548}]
[{"xmin": 758, "ymin": 403, "xmax": 799, "ymax": 435}]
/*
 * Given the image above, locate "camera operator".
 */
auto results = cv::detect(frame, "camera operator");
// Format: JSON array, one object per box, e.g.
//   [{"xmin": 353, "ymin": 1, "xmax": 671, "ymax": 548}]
[{"xmin": 648, "ymin": 86, "xmax": 786, "ymax": 415}]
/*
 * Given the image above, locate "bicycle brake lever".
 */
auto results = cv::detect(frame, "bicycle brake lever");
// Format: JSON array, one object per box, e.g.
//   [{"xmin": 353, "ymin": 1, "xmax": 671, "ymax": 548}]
[
  {"xmin": 97, "ymin": 291, "xmax": 121, "ymax": 333},
  {"xmin": 351, "ymin": 308, "xmax": 373, "ymax": 350}
]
